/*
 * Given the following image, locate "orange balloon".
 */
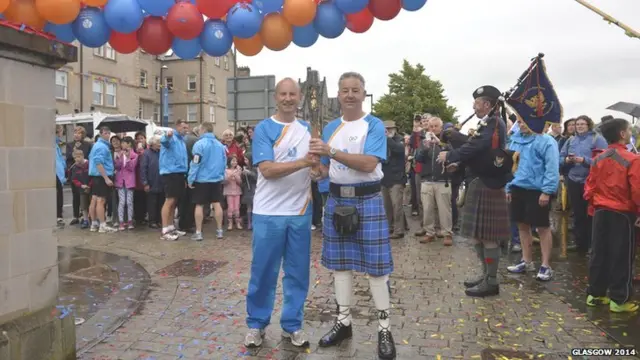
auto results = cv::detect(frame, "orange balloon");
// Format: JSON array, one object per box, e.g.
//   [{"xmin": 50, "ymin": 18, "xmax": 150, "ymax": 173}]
[
  {"xmin": 234, "ymin": 34, "xmax": 263, "ymax": 56},
  {"xmin": 282, "ymin": 0, "xmax": 316, "ymax": 27},
  {"xmin": 259, "ymin": 13, "xmax": 292, "ymax": 52},
  {"xmin": 0, "ymin": 0, "xmax": 10, "ymax": 14},
  {"xmin": 82, "ymin": 0, "xmax": 107, "ymax": 6},
  {"xmin": 35, "ymin": 0, "xmax": 81, "ymax": 25},
  {"xmin": 4, "ymin": 0, "xmax": 46, "ymax": 30}
]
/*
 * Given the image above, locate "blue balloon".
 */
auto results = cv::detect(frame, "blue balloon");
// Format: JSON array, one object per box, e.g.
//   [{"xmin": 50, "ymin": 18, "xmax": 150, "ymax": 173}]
[
  {"xmin": 45, "ymin": 23, "xmax": 76, "ymax": 43},
  {"xmin": 292, "ymin": 24, "xmax": 319, "ymax": 48},
  {"xmin": 137, "ymin": 0, "xmax": 174, "ymax": 17},
  {"xmin": 172, "ymin": 38, "xmax": 202, "ymax": 60},
  {"xmin": 335, "ymin": 0, "xmax": 368, "ymax": 14},
  {"xmin": 72, "ymin": 7, "xmax": 111, "ymax": 48},
  {"xmin": 200, "ymin": 20, "xmax": 233, "ymax": 57},
  {"xmin": 252, "ymin": 0, "xmax": 283, "ymax": 14},
  {"xmin": 226, "ymin": 2, "xmax": 263, "ymax": 39},
  {"xmin": 104, "ymin": 0, "xmax": 144, "ymax": 34},
  {"xmin": 402, "ymin": 0, "xmax": 427, "ymax": 11},
  {"xmin": 313, "ymin": 2, "xmax": 346, "ymax": 39}
]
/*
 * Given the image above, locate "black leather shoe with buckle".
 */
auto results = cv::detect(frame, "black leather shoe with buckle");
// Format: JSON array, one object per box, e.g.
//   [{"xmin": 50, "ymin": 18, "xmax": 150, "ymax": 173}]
[
  {"xmin": 318, "ymin": 321, "xmax": 352, "ymax": 347},
  {"xmin": 378, "ymin": 329, "xmax": 396, "ymax": 359}
]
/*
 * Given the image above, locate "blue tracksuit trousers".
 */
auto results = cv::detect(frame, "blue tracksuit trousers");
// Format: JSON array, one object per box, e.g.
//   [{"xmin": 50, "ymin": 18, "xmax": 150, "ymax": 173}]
[{"xmin": 246, "ymin": 213, "xmax": 312, "ymax": 332}]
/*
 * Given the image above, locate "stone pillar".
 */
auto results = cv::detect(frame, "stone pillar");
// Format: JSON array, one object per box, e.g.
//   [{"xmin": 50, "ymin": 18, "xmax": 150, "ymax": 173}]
[{"xmin": 0, "ymin": 25, "xmax": 78, "ymax": 360}]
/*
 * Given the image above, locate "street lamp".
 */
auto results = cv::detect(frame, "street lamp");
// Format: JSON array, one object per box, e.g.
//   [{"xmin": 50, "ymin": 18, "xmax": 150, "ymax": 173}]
[
  {"xmin": 366, "ymin": 93, "xmax": 374, "ymax": 113},
  {"xmin": 159, "ymin": 64, "xmax": 168, "ymax": 126}
]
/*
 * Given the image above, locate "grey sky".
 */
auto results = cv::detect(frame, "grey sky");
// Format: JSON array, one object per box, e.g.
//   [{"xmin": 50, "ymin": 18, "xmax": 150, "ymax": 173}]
[{"xmin": 238, "ymin": 0, "xmax": 640, "ymax": 125}]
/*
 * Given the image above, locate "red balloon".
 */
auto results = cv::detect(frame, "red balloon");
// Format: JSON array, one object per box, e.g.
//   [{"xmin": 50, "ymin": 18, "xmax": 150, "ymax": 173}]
[
  {"xmin": 346, "ymin": 8, "xmax": 373, "ymax": 33},
  {"xmin": 196, "ymin": 0, "xmax": 236, "ymax": 19},
  {"xmin": 109, "ymin": 31, "xmax": 139, "ymax": 54},
  {"xmin": 137, "ymin": 17, "xmax": 173, "ymax": 55},
  {"xmin": 368, "ymin": 0, "xmax": 401, "ymax": 21},
  {"xmin": 166, "ymin": 2, "xmax": 205, "ymax": 40}
]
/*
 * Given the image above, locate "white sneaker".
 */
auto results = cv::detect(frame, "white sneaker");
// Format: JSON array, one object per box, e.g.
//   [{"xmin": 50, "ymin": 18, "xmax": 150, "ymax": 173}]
[
  {"xmin": 98, "ymin": 225, "xmax": 117, "ymax": 233},
  {"xmin": 244, "ymin": 328, "xmax": 265, "ymax": 348},
  {"xmin": 161, "ymin": 232, "xmax": 179, "ymax": 241},
  {"xmin": 172, "ymin": 229, "xmax": 187, "ymax": 237},
  {"xmin": 311, "ymin": 225, "xmax": 316, "ymax": 231},
  {"xmin": 507, "ymin": 259, "xmax": 535, "ymax": 273},
  {"xmin": 536, "ymin": 266, "xmax": 553, "ymax": 281},
  {"xmin": 90, "ymin": 225, "xmax": 99, "ymax": 232},
  {"xmin": 282, "ymin": 330, "xmax": 309, "ymax": 347}
]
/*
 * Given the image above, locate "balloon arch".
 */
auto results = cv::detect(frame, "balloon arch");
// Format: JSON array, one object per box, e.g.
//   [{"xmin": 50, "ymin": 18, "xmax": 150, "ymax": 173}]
[{"xmin": 0, "ymin": 0, "xmax": 426, "ymax": 58}]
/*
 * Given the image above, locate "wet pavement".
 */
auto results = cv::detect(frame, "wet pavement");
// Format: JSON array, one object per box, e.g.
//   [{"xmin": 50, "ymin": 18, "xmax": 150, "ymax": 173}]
[
  {"xmin": 57, "ymin": 246, "xmax": 151, "ymax": 354},
  {"xmin": 504, "ymin": 213, "xmax": 640, "ymax": 351},
  {"xmin": 53, "ymin": 208, "xmax": 639, "ymax": 360}
]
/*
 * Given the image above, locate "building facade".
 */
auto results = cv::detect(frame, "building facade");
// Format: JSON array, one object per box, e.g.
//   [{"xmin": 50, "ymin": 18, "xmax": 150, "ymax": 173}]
[{"xmin": 55, "ymin": 43, "xmax": 235, "ymax": 135}]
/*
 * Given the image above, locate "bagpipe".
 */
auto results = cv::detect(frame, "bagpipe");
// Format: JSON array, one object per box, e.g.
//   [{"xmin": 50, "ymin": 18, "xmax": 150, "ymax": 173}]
[{"xmin": 446, "ymin": 53, "xmax": 560, "ymax": 206}]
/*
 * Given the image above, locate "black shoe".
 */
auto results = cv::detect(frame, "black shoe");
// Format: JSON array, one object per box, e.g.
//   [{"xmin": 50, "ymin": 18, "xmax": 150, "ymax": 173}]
[
  {"xmin": 389, "ymin": 233, "xmax": 404, "ymax": 239},
  {"xmin": 318, "ymin": 321, "xmax": 352, "ymax": 347},
  {"xmin": 378, "ymin": 329, "xmax": 396, "ymax": 359},
  {"xmin": 413, "ymin": 230, "xmax": 426, "ymax": 237},
  {"xmin": 149, "ymin": 223, "xmax": 159, "ymax": 229},
  {"xmin": 465, "ymin": 281, "xmax": 499, "ymax": 297},
  {"xmin": 69, "ymin": 218, "xmax": 79, "ymax": 225},
  {"xmin": 463, "ymin": 275, "xmax": 484, "ymax": 288}
]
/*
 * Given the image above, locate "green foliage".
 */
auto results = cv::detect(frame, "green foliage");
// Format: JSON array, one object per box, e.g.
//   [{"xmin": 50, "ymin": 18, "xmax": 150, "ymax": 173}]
[{"xmin": 373, "ymin": 60, "xmax": 458, "ymax": 133}]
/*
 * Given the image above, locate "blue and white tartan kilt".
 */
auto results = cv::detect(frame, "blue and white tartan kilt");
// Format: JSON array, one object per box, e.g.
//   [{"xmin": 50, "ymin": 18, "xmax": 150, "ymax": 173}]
[{"xmin": 321, "ymin": 188, "xmax": 394, "ymax": 277}]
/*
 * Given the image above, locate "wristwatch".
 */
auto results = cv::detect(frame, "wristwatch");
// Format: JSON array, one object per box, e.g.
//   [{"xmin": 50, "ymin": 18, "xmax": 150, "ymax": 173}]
[{"xmin": 329, "ymin": 147, "xmax": 337, "ymax": 158}]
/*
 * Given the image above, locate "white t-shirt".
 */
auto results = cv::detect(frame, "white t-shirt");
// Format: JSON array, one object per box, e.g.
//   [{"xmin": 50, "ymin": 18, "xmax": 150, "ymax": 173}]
[
  {"xmin": 252, "ymin": 117, "xmax": 312, "ymax": 216},
  {"xmin": 321, "ymin": 114, "xmax": 387, "ymax": 185}
]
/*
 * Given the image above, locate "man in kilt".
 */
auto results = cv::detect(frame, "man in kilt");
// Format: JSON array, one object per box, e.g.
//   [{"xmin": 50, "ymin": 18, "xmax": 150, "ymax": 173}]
[
  {"xmin": 437, "ymin": 85, "xmax": 511, "ymax": 298},
  {"xmin": 309, "ymin": 72, "xmax": 396, "ymax": 360}
]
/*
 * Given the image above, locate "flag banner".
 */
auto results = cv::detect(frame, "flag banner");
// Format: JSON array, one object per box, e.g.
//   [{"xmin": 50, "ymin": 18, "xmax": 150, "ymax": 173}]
[{"xmin": 506, "ymin": 56, "xmax": 563, "ymax": 134}]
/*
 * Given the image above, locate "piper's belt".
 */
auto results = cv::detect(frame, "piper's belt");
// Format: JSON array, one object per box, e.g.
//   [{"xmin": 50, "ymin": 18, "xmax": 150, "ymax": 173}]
[{"xmin": 330, "ymin": 182, "xmax": 381, "ymax": 198}]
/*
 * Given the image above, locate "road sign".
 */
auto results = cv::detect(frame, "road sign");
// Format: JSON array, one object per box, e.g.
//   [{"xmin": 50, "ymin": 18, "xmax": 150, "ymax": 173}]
[{"xmin": 227, "ymin": 75, "xmax": 276, "ymax": 122}]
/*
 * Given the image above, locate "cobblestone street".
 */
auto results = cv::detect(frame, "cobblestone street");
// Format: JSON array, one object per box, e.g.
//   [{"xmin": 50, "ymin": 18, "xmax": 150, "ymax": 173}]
[{"xmin": 57, "ymin": 216, "xmax": 626, "ymax": 360}]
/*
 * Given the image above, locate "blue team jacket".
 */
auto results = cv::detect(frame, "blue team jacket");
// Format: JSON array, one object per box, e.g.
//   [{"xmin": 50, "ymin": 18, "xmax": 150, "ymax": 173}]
[
  {"xmin": 88, "ymin": 138, "xmax": 114, "ymax": 177},
  {"xmin": 160, "ymin": 132, "xmax": 188, "ymax": 175},
  {"xmin": 506, "ymin": 131, "xmax": 559, "ymax": 195},
  {"xmin": 55, "ymin": 137, "xmax": 66, "ymax": 184},
  {"xmin": 187, "ymin": 133, "xmax": 226, "ymax": 184}
]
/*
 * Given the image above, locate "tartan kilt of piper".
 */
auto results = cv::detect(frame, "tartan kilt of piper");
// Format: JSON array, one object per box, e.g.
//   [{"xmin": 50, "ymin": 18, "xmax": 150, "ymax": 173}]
[
  {"xmin": 321, "ymin": 191, "xmax": 394, "ymax": 277},
  {"xmin": 460, "ymin": 177, "xmax": 510, "ymax": 245}
]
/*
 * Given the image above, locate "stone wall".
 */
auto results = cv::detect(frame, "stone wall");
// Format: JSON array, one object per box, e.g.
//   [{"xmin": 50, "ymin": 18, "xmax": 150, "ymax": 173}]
[{"xmin": 0, "ymin": 25, "xmax": 77, "ymax": 360}]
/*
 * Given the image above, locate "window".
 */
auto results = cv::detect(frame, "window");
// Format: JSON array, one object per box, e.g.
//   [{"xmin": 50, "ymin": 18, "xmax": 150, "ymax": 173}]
[
  {"xmin": 209, "ymin": 77, "xmax": 215, "ymax": 93},
  {"xmin": 223, "ymin": 55, "xmax": 229, "ymax": 70},
  {"xmin": 209, "ymin": 105, "xmax": 215, "ymax": 123},
  {"xmin": 105, "ymin": 82, "xmax": 117, "ymax": 107},
  {"xmin": 93, "ymin": 44, "xmax": 116, "ymax": 60},
  {"xmin": 55, "ymin": 71, "xmax": 67, "ymax": 100},
  {"xmin": 187, "ymin": 105, "xmax": 197, "ymax": 122},
  {"xmin": 215, "ymin": 57, "xmax": 220, "ymax": 67},
  {"xmin": 104, "ymin": 44, "xmax": 116, "ymax": 60},
  {"xmin": 153, "ymin": 105, "xmax": 159, "ymax": 122},
  {"xmin": 138, "ymin": 102, "xmax": 144, "ymax": 119},
  {"xmin": 140, "ymin": 71, "xmax": 148, "ymax": 88},
  {"xmin": 92, "ymin": 80, "xmax": 103, "ymax": 106},
  {"xmin": 187, "ymin": 75, "xmax": 197, "ymax": 91},
  {"xmin": 155, "ymin": 76, "xmax": 160, "ymax": 91},
  {"xmin": 165, "ymin": 76, "xmax": 174, "ymax": 91},
  {"xmin": 168, "ymin": 105, "xmax": 174, "ymax": 121}
]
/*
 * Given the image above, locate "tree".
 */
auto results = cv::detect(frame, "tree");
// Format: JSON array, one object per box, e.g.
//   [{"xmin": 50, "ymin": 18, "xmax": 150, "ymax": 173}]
[{"xmin": 373, "ymin": 60, "xmax": 458, "ymax": 133}]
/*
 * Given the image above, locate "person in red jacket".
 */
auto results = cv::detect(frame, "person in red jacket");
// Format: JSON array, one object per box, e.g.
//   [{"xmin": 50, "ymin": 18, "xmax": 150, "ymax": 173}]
[{"xmin": 584, "ymin": 118, "xmax": 640, "ymax": 313}]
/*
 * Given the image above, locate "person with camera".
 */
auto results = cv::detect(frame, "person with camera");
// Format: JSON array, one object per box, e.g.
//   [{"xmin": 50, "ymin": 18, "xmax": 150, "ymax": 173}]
[
  {"xmin": 416, "ymin": 117, "xmax": 454, "ymax": 246},
  {"xmin": 381, "ymin": 120, "xmax": 407, "ymax": 239}
]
